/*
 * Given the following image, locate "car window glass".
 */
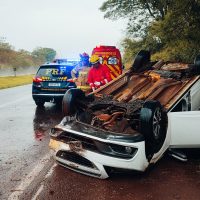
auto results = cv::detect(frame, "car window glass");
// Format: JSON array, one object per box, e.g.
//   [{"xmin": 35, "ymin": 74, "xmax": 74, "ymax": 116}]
[
  {"xmin": 37, "ymin": 66, "xmax": 71, "ymax": 77},
  {"xmin": 108, "ymin": 57, "xmax": 117, "ymax": 65}
]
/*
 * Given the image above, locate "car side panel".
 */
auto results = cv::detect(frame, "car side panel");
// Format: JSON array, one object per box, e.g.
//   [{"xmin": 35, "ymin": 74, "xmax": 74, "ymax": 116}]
[
  {"xmin": 168, "ymin": 111, "xmax": 200, "ymax": 148},
  {"xmin": 190, "ymin": 79, "xmax": 200, "ymax": 110}
]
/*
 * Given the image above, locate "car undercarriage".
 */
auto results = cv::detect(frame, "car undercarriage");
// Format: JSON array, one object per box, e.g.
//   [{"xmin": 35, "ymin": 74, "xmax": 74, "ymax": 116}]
[{"xmin": 49, "ymin": 50, "xmax": 200, "ymax": 178}]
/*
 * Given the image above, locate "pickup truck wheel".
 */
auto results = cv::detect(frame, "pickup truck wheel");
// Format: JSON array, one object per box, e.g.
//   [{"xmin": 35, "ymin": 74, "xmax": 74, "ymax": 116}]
[
  {"xmin": 194, "ymin": 54, "xmax": 200, "ymax": 65},
  {"xmin": 131, "ymin": 50, "xmax": 150, "ymax": 72},
  {"xmin": 140, "ymin": 100, "xmax": 167, "ymax": 160},
  {"xmin": 62, "ymin": 88, "xmax": 85, "ymax": 116},
  {"xmin": 193, "ymin": 55, "xmax": 200, "ymax": 74},
  {"xmin": 187, "ymin": 55, "xmax": 200, "ymax": 76},
  {"xmin": 35, "ymin": 101, "xmax": 45, "ymax": 107}
]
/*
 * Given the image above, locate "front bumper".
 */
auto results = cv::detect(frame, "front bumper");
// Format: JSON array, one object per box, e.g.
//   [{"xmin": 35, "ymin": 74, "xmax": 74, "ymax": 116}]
[{"xmin": 49, "ymin": 123, "xmax": 149, "ymax": 179}]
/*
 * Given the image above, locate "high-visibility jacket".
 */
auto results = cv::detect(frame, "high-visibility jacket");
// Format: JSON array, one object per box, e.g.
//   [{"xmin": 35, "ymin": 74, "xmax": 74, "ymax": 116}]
[
  {"xmin": 71, "ymin": 63, "xmax": 89, "ymax": 79},
  {"xmin": 71, "ymin": 64, "xmax": 91, "ymax": 92},
  {"xmin": 88, "ymin": 64, "xmax": 112, "ymax": 89}
]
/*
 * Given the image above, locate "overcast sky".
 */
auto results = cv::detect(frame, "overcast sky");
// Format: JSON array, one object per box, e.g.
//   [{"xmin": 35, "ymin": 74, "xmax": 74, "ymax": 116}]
[{"xmin": 0, "ymin": 0, "xmax": 126, "ymax": 58}]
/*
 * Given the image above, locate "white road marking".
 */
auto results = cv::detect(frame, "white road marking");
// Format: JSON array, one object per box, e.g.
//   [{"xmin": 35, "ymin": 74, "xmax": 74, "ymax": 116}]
[
  {"xmin": 31, "ymin": 163, "xmax": 57, "ymax": 200},
  {"xmin": 31, "ymin": 185, "xmax": 44, "ymax": 200},
  {"xmin": 8, "ymin": 153, "xmax": 52, "ymax": 200},
  {"xmin": 0, "ymin": 96, "xmax": 31, "ymax": 108}
]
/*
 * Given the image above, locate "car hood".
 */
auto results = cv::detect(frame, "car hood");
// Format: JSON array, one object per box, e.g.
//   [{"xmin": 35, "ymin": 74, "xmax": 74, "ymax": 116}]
[{"xmin": 51, "ymin": 118, "xmax": 144, "ymax": 143}]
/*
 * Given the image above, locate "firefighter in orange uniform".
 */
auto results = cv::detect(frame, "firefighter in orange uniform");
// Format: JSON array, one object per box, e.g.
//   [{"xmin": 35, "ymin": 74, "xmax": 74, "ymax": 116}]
[{"xmin": 88, "ymin": 55, "xmax": 112, "ymax": 91}]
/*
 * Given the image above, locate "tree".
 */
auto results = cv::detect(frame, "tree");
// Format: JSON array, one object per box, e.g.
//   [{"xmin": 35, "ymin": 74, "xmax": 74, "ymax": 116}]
[
  {"xmin": 32, "ymin": 47, "xmax": 56, "ymax": 63},
  {"xmin": 100, "ymin": 0, "xmax": 170, "ymax": 37},
  {"xmin": 149, "ymin": 0, "xmax": 200, "ymax": 62},
  {"xmin": 0, "ymin": 39, "xmax": 57, "ymax": 69},
  {"xmin": 0, "ymin": 38, "xmax": 13, "ymax": 50},
  {"xmin": 100, "ymin": 0, "xmax": 200, "ymax": 63}
]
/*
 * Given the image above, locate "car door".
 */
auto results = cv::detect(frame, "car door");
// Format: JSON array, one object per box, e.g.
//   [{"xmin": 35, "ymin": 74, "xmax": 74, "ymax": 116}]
[
  {"xmin": 190, "ymin": 79, "xmax": 200, "ymax": 110},
  {"xmin": 168, "ymin": 111, "xmax": 200, "ymax": 148}
]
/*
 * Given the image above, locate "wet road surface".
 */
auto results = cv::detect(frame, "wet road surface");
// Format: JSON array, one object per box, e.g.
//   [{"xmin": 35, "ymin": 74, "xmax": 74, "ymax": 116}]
[
  {"xmin": 0, "ymin": 85, "xmax": 63, "ymax": 199},
  {"xmin": 23, "ymin": 150, "xmax": 200, "ymax": 200},
  {"xmin": 0, "ymin": 85, "xmax": 200, "ymax": 200}
]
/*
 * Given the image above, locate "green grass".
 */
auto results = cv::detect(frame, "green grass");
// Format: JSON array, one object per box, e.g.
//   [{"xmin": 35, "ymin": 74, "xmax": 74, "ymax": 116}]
[{"xmin": 0, "ymin": 75, "xmax": 34, "ymax": 89}]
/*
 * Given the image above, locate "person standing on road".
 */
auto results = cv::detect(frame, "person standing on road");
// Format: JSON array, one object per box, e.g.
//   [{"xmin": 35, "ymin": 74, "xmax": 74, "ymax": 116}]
[
  {"xmin": 88, "ymin": 55, "xmax": 112, "ymax": 91},
  {"xmin": 71, "ymin": 52, "xmax": 91, "ymax": 92},
  {"xmin": 71, "ymin": 52, "xmax": 90, "ymax": 80}
]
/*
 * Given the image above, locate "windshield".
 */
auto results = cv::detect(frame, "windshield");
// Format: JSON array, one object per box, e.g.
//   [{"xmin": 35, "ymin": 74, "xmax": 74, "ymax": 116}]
[
  {"xmin": 108, "ymin": 57, "xmax": 118, "ymax": 65},
  {"xmin": 37, "ymin": 65, "xmax": 73, "ymax": 77}
]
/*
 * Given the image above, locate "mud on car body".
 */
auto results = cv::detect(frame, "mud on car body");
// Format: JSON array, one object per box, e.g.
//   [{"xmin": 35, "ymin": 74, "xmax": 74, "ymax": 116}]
[
  {"xmin": 32, "ymin": 61, "xmax": 77, "ymax": 107},
  {"xmin": 49, "ymin": 50, "xmax": 200, "ymax": 179}
]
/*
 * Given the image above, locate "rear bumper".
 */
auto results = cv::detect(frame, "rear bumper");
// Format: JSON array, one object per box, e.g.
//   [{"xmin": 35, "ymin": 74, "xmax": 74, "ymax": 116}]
[
  {"xmin": 32, "ymin": 83, "xmax": 76, "ymax": 102},
  {"xmin": 32, "ymin": 93, "xmax": 64, "ymax": 102}
]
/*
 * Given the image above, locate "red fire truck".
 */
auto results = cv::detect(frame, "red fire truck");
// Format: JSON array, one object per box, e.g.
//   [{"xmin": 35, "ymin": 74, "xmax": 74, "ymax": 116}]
[{"xmin": 92, "ymin": 45, "xmax": 123, "ymax": 80}]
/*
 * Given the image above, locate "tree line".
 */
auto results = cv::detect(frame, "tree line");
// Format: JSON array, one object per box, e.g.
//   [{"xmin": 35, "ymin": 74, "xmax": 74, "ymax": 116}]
[
  {"xmin": 100, "ymin": 0, "xmax": 200, "ymax": 64},
  {"xmin": 0, "ymin": 40, "xmax": 56, "ymax": 69}
]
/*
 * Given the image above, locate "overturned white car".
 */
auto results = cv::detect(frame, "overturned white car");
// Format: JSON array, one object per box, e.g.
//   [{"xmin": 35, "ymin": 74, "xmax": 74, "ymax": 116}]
[{"xmin": 49, "ymin": 50, "xmax": 200, "ymax": 179}]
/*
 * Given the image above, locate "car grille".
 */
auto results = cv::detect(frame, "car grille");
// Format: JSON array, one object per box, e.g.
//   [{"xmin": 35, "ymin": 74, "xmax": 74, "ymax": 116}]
[
  {"xmin": 57, "ymin": 160, "xmax": 101, "ymax": 177},
  {"xmin": 58, "ymin": 131, "xmax": 137, "ymax": 159},
  {"xmin": 59, "ymin": 132, "xmax": 98, "ymax": 152},
  {"xmin": 56, "ymin": 151, "xmax": 95, "ymax": 168}
]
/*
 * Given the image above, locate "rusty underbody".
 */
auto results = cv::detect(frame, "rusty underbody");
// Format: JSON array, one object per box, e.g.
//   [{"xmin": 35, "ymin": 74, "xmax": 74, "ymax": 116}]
[{"xmin": 76, "ymin": 61, "xmax": 200, "ymax": 135}]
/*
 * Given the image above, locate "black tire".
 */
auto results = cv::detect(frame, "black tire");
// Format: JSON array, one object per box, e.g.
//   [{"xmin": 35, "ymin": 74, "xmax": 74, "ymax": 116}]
[
  {"xmin": 187, "ymin": 55, "xmax": 200, "ymax": 76},
  {"xmin": 35, "ymin": 101, "xmax": 45, "ymax": 107},
  {"xmin": 131, "ymin": 50, "xmax": 150, "ymax": 72},
  {"xmin": 62, "ymin": 88, "xmax": 85, "ymax": 116},
  {"xmin": 140, "ymin": 100, "xmax": 167, "ymax": 160},
  {"xmin": 194, "ymin": 54, "xmax": 200, "ymax": 66},
  {"xmin": 188, "ymin": 63, "xmax": 200, "ymax": 77},
  {"xmin": 193, "ymin": 55, "xmax": 200, "ymax": 75}
]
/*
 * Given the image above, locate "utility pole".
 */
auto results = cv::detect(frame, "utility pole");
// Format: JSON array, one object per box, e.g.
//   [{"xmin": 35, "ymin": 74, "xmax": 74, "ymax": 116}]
[{"xmin": 13, "ymin": 67, "xmax": 17, "ymax": 77}]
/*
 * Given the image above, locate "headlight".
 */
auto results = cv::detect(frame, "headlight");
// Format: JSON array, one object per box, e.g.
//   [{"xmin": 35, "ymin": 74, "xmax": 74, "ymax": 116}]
[
  {"xmin": 95, "ymin": 141, "xmax": 138, "ymax": 159},
  {"xmin": 109, "ymin": 143, "xmax": 137, "ymax": 158}
]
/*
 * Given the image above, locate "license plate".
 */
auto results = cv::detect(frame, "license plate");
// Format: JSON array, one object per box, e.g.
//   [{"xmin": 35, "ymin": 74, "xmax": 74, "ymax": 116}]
[
  {"xmin": 48, "ymin": 83, "xmax": 61, "ymax": 87},
  {"xmin": 49, "ymin": 139, "xmax": 61, "ymax": 150},
  {"xmin": 69, "ymin": 141, "xmax": 83, "ymax": 152}
]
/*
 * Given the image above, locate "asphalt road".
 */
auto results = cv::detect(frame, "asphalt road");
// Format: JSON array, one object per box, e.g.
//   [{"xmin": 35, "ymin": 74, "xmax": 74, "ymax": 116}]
[
  {"xmin": 0, "ymin": 85, "xmax": 62, "ymax": 199},
  {"xmin": 0, "ymin": 85, "xmax": 200, "ymax": 200}
]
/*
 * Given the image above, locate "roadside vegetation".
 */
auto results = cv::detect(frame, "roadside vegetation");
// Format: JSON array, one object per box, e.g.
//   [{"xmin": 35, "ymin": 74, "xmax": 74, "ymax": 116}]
[
  {"xmin": 2, "ymin": 1, "xmax": 199, "ymax": 89},
  {"xmin": 0, "ymin": 40, "xmax": 56, "ymax": 70},
  {"xmin": 0, "ymin": 40, "xmax": 56, "ymax": 89},
  {"xmin": 100, "ymin": 0, "xmax": 200, "ymax": 64},
  {"xmin": 0, "ymin": 75, "xmax": 34, "ymax": 89}
]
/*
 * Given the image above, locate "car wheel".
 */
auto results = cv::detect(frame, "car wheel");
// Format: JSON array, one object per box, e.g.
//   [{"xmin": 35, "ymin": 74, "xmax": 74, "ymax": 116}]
[
  {"xmin": 62, "ymin": 88, "xmax": 85, "ymax": 116},
  {"xmin": 140, "ymin": 100, "xmax": 167, "ymax": 160},
  {"xmin": 131, "ymin": 50, "xmax": 150, "ymax": 72},
  {"xmin": 187, "ymin": 55, "xmax": 200, "ymax": 76},
  {"xmin": 194, "ymin": 54, "xmax": 200, "ymax": 65},
  {"xmin": 35, "ymin": 101, "xmax": 45, "ymax": 107}
]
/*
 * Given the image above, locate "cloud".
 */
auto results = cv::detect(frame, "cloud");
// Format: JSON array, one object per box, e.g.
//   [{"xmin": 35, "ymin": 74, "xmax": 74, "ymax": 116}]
[{"xmin": 0, "ymin": 0, "xmax": 125, "ymax": 57}]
